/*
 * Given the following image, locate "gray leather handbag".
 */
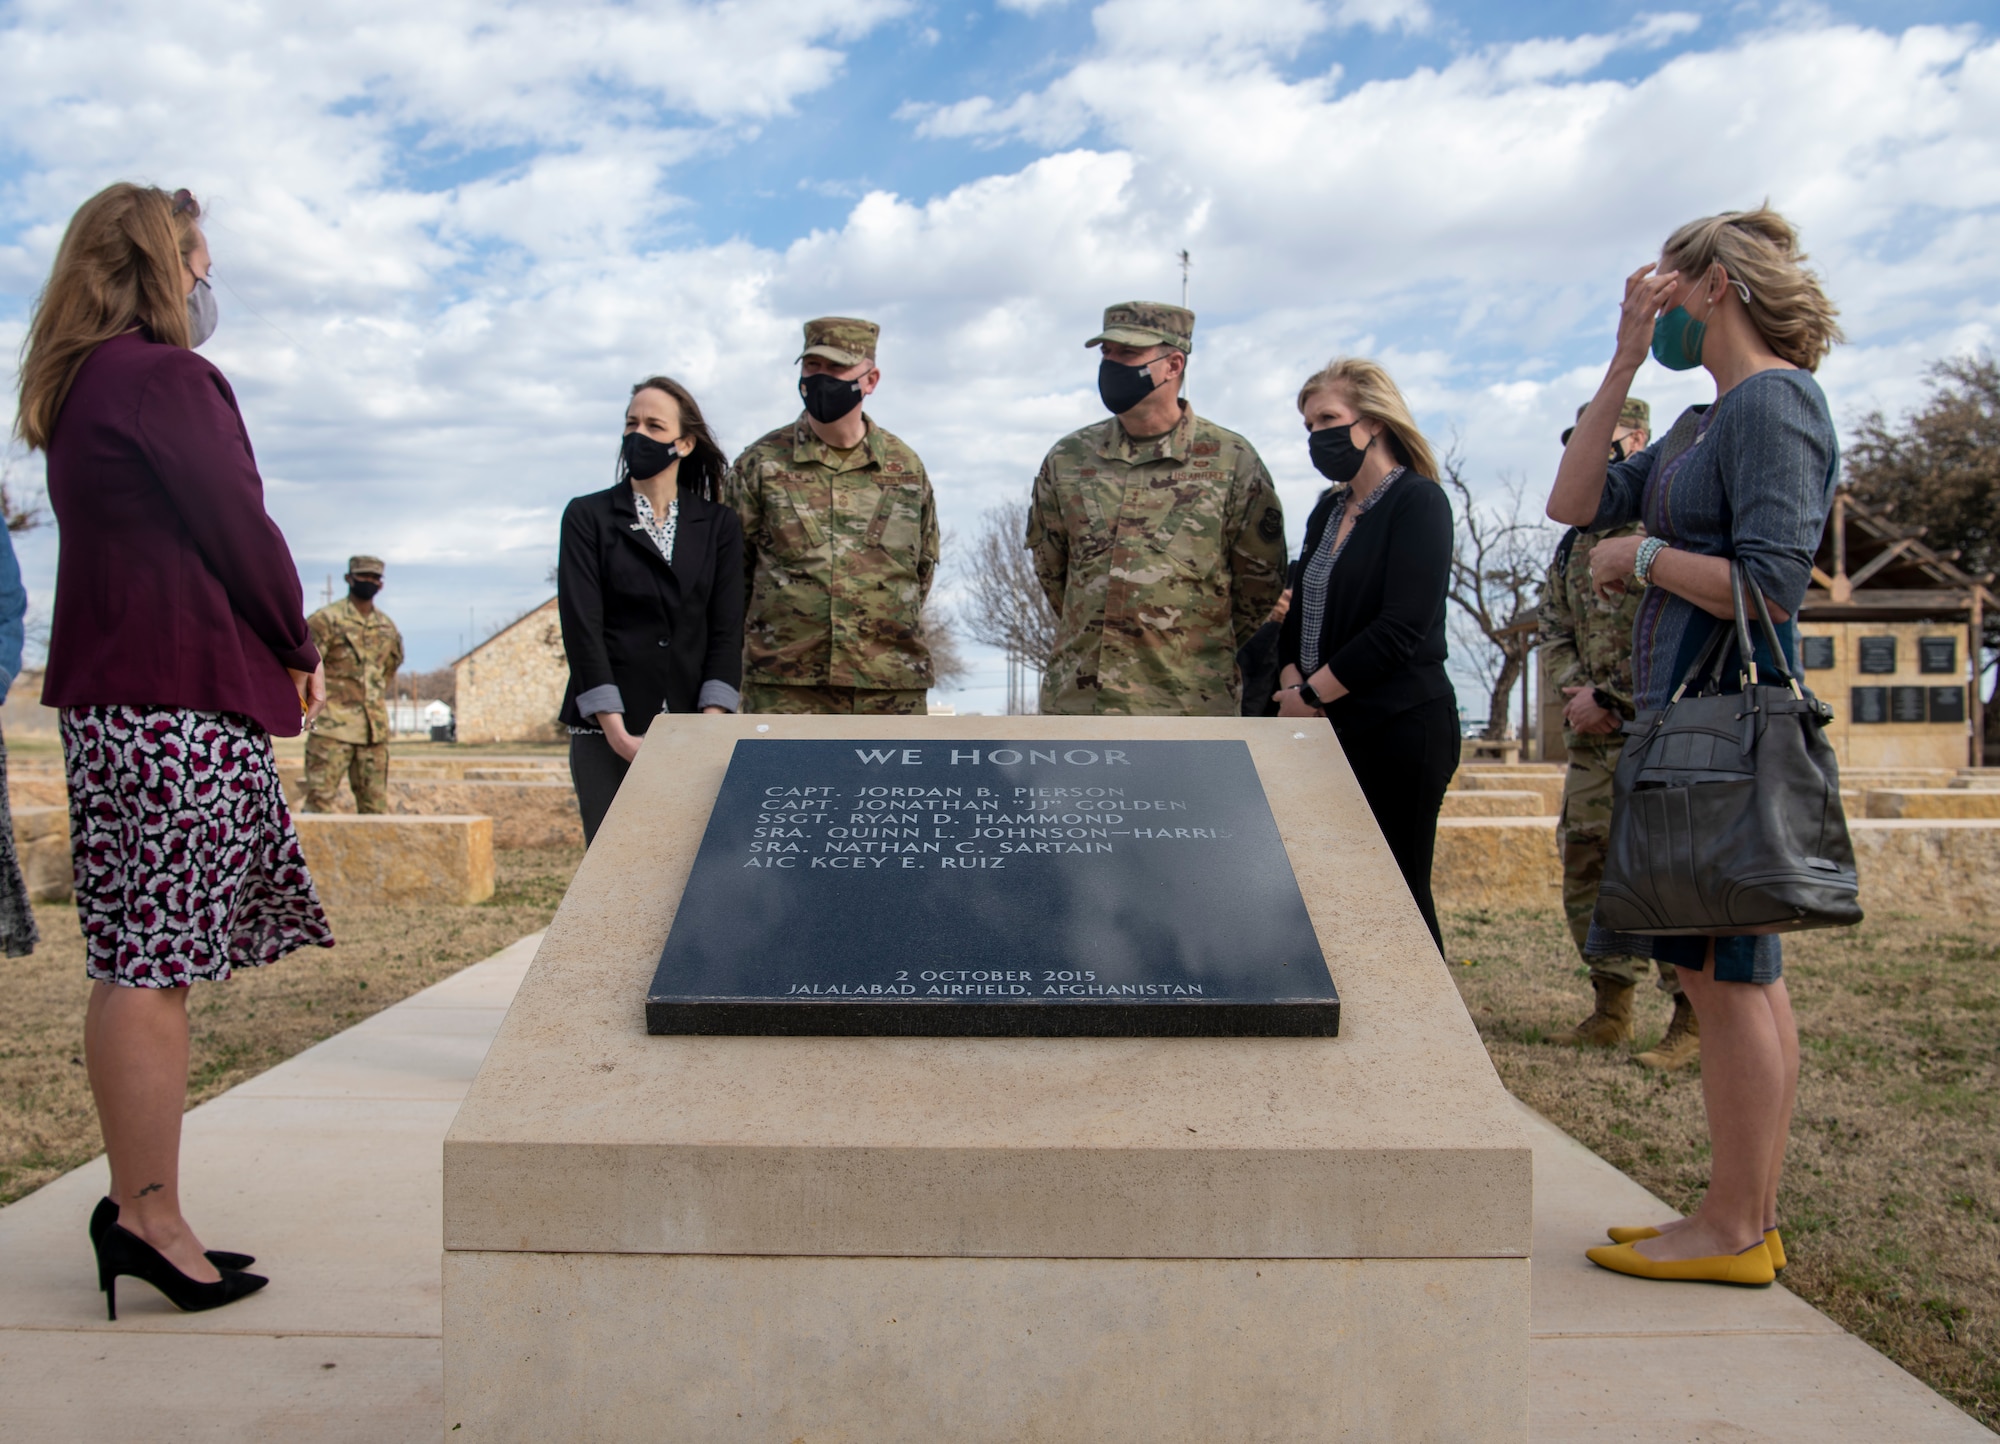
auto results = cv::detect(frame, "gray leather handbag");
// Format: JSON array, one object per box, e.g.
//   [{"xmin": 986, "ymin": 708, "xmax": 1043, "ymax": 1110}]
[{"xmin": 1595, "ymin": 563, "xmax": 1862, "ymax": 936}]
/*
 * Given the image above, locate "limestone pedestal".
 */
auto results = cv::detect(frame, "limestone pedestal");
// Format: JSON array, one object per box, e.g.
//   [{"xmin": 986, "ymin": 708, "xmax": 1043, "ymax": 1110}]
[
  {"xmin": 293, "ymin": 813, "xmax": 495, "ymax": 906},
  {"xmin": 442, "ymin": 717, "xmax": 1533, "ymax": 1441}
]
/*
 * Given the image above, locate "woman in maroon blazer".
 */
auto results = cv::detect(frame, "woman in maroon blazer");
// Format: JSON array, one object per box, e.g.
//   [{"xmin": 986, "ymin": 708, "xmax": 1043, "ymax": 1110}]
[{"xmin": 15, "ymin": 183, "xmax": 333, "ymax": 1318}]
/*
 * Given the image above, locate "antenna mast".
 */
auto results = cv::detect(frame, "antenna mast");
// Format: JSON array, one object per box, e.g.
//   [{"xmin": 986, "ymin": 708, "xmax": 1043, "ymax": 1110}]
[{"xmin": 1178, "ymin": 249, "xmax": 1192, "ymax": 405}]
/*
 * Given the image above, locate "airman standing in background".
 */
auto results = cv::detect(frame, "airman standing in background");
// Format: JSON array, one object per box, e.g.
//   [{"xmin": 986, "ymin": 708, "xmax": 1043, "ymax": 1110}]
[
  {"xmin": 1026, "ymin": 301, "xmax": 1286, "ymax": 715},
  {"xmin": 1541, "ymin": 400, "xmax": 1699, "ymax": 1069},
  {"xmin": 724, "ymin": 317, "xmax": 938, "ymax": 715},
  {"xmin": 304, "ymin": 555, "xmax": 403, "ymax": 813}
]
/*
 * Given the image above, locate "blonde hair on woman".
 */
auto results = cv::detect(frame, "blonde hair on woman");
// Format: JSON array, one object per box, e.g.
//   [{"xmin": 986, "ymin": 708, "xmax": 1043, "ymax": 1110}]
[
  {"xmin": 1295, "ymin": 357, "xmax": 1439, "ymax": 482},
  {"xmin": 15, "ymin": 183, "xmax": 202, "ymax": 451},
  {"xmin": 1661, "ymin": 204, "xmax": 1843, "ymax": 372}
]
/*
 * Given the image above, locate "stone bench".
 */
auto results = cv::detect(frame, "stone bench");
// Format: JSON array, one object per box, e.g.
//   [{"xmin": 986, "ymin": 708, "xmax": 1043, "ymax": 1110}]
[
  {"xmin": 277, "ymin": 774, "xmax": 584, "ymax": 850},
  {"xmin": 388, "ymin": 781, "xmax": 581, "ymax": 849},
  {"xmin": 12, "ymin": 805, "xmax": 72, "ymax": 903},
  {"xmin": 1850, "ymin": 821, "xmax": 2000, "ymax": 917},
  {"xmin": 1864, "ymin": 789, "xmax": 2000, "ymax": 820},
  {"xmin": 1435, "ymin": 815, "xmax": 2000, "ymax": 918},
  {"xmin": 1842, "ymin": 768, "xmax": 1961, "ymax": 791},
  {"xmin": 1434, "ymin": 818, "xmax": 1562, "ymax": 912},
  {"xmin": 1460, "ymin": 738, "xmax": 1522, "ymax": 765},
  {"xmin": 1440, "ymin": 789, "xmax": 1546, "ymax": 818},
  {"xmin": 292, "ymin": 815, "xmax": 494, "ymax": 907},
  {"xmin": 1453, "ymin": 771, "xmax": 1567, "ymax": 811}
]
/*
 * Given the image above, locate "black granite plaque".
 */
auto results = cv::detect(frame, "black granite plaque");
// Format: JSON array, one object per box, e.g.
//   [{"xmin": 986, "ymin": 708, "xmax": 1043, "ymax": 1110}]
[
  {"xmin": 1800, "ymin": 635, "xmax": 1836, "ymax": 671},
  {"xmin": 646, "ymin": 739, "xmax": 1337, "ymax": 1037},
  {"xmin": 1891, "ymin": 685, "xmax": 1927, "ymax": 723},
  {"xmin": 1929, "ymin": 686, "xmax": 1966, "ymax": 724},
  {"xmin": 1857, "ymin": 635, "xmax": 1897, "ymax": 675},
  {"xmin": 1919, "ymin": 636, "xmax": 1957, "ymax": 674},
  {"xmin": 1851, "ymin": 686, "xmax": 1888, "ymax": 724}
]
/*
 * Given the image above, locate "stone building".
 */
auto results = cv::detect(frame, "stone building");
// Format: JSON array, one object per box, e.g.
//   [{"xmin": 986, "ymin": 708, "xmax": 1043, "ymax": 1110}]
[{"xmin": 452, "ymin": 598, "xmax": 567, "ymax": 743}]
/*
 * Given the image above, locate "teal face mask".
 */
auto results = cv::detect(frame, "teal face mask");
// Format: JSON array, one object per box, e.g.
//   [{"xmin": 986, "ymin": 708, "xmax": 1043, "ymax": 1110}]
[{"xmin": 1651, "ymin": 305, "xmax": 1705, "ymax": 371}]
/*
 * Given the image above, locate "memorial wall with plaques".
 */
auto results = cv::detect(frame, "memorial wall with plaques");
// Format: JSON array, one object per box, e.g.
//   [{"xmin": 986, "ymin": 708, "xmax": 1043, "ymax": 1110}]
[{"xmin": 647, "ymin": 738, "xmax": 1337, "ymax": 1037}]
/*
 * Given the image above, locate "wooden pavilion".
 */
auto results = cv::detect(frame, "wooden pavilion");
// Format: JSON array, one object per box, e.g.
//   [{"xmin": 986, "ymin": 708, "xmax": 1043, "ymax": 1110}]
[{"xmin": 1797, "ymin": 488, "xmax": 1994, "ymax": 769}]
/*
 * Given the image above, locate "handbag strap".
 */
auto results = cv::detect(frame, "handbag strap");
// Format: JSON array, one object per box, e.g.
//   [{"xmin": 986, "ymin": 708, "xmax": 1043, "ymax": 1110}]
[{"xmin": 1728, "ymin": 562, "xmax": 1805, "ymax": 700}]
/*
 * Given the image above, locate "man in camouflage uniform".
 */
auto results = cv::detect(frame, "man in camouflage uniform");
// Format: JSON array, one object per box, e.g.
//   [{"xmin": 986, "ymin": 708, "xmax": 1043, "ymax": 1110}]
[
  {"xmin": 724, "ymin": 318, "xmax": 938, "ymax": 715},
  {"xmin": 1542, "ymin": 401, "xmax": 1698, "ymax": 1069},
  {"xmin": 304, "ymin": 555, "xmax": 403, "ymax": 813},
  {"xmin": 1026, "ymin": 302, "xmax": 1286, "ymax": 715}
]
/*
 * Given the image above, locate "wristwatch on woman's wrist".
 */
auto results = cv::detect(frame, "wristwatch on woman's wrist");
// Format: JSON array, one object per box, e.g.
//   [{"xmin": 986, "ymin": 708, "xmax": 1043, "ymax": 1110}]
[
  {"xmin": 1633, "ymin": 536, "xmax": 1669, "ymax": 586},
  {"xmin": 1297, "ymin": 679, "xmax": 1327, "ymax": 710}
]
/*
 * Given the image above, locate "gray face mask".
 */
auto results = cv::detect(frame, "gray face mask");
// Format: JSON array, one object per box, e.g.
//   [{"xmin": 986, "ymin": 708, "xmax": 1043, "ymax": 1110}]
[{"xmin": 187, "ymin": 277, "xmax": 217, "ymax": 348}]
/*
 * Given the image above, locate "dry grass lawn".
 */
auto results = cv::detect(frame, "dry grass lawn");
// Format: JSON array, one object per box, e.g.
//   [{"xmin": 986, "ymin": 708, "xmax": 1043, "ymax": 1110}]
[
  {"xmin": 1444, "ymin": 906, "xmax": 2000, "ymax": 1433},
  {"xmin": 0, "ymin": 844, "xmax": 581, "ymax": 1207},
  {"xmin": 4, "ymin": 818, "xmax": 1992, "ymax": 1431}
]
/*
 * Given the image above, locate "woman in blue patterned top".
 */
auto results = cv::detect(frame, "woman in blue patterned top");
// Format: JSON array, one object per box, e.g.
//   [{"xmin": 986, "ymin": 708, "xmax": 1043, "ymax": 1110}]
[{"xmin": 1547, "ymin": 207, "xmax": 1843, "ymax": 1288}]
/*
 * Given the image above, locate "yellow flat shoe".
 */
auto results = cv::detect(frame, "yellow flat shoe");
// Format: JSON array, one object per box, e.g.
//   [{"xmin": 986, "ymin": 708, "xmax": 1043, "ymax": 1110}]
[
  {"xmin": 1585, "ymin": 1239, "xmax": 1775, "ymax": 1287},
  {"xmin": 1766, "ymin": 1228, "xmax": 1786, "ymax": 1272},
  {"xmin": 1606, "ymin": 1225, "xmax": 1664, "ymax": 1244}
]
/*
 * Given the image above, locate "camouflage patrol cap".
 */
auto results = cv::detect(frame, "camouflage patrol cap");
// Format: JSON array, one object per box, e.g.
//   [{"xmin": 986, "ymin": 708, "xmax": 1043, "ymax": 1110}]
[
  {"xmin": 1085, "ymin": 301, "xmax": 1194, "ymax": 355},
  {"xmin": 797, "ymin": 316, "xmax": 880, "ymax": 368},
  {"xmin": 347, "ymin": 555, "xmax": 385, "ymax": 576},
  {"xmin": 1561, "ymin": 398, "xmax": 1651, "ymax": 444}
]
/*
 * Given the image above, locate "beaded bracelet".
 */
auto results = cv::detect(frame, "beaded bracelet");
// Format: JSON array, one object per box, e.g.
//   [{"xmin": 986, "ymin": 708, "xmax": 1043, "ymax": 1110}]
[{"xmin": 1633, "ymin": 536, "xmax": 1669, "ymax": 586}]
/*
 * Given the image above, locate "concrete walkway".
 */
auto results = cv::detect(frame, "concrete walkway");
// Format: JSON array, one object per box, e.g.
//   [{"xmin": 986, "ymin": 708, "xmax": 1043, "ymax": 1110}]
[{"xmin": 0, "ymin": 934, "xmax": 1991, "ymax": 1443}]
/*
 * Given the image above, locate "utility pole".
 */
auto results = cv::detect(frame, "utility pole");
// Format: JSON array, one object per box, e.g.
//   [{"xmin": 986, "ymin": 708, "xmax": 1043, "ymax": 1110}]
[
  {"xmin": 1177, "ymin": 248, "xmax": 1192, "ymax": 406},
  {"xmin": 322, "ymin": 573, "xmax": 333, "ymax": 607}
]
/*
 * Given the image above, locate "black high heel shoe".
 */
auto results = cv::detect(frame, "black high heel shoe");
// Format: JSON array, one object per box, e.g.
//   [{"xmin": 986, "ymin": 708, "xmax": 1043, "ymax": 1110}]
[
  {"xmin": 92, "ymin": 1221, "xmax": 267, "ymax": 1321},
  {"xmin": 90, "ymin": 1196, "xmax": 255, "ymax": 1271}
]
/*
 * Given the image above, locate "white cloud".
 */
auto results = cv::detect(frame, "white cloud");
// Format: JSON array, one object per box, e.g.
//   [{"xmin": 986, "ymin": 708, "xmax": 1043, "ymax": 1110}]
[{"xmin": 1, "ymin": 0, "xmax": 1995, "ymax": 678}]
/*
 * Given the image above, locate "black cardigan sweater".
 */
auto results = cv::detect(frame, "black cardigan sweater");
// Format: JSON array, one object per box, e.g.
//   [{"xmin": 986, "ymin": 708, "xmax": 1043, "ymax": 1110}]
[
  {"xmin": 557, "ymin": 480, "xmax": 744, "ymax": 731},
  {"xmin": 1278, "ymin": 474, "xmax": 1455, "ymax": 732}
]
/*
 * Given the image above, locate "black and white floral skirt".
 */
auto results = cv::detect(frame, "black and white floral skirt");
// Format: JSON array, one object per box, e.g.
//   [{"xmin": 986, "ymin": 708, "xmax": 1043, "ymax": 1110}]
[{"xmin": 62, "ymin": 705, "xmax": 334, "ymax": 988}]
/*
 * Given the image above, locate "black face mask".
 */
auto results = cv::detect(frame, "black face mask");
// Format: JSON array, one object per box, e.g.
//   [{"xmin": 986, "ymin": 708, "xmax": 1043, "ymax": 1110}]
[
  {"xmin": 1098, "ymin": 356, "xmax": 1166, "ymax": 416},
  {"xmin": 1608, "ymin": 437, "xmax": 1629, "ymax": 464},
  {"xmin": 623, "ymin": 431, "xmax": 682, "ymax": 481},
  {"xmin": 801, "ymin": 372, "xmax": 865, "ymax": 424},
  {"xmin": 1308, "ymin": 424, "xmax": 1370, "ymax": 485},
  {"xmin": 348, "ymin": 579, "xmax": 381, "ymax": 602}
]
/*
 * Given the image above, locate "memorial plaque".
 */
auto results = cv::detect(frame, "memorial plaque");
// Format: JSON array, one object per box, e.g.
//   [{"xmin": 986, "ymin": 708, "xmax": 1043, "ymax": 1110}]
[
  {"xmin": 647, "ymin": 739, "xmax": 1338, "ymax": 1037},
  {"xmin": 1857, "ymin": 635, "xmax": 1897, "ymax": 674},
  {"xmin": 1800, "ymin": 635, "xmax": 1836, "ymax": 671},
  {"xmin": 1929, "ymin": 686, "xmax": 1966, "ymax": 724},
  {"xmin": 1890, "ymin": 685, "xmax": 1927, "ymax": 723},
  {"xmin": 1919, "ymin": 636, "xmax": 1958, "ymax": 674},
  {"xmin": 1851, "ymin": 686, "xmax": 1888, "ymax": 724}
]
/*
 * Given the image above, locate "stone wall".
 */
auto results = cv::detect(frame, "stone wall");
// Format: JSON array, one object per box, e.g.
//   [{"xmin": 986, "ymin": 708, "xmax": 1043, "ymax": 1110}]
[{"xmin": 454, "ymin": 598, "xmax": 567, "ymax": 744}]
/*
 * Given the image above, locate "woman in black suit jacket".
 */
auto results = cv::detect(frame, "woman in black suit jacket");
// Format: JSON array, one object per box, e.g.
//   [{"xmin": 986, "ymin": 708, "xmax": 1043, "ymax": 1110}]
[
  {"xmin": 1276, "ymin": 358, "xmax": 1457, "ymax": 950},
  {"xmin": 559, "ymin": 376, "xmax": 745, "ymax": 843}
]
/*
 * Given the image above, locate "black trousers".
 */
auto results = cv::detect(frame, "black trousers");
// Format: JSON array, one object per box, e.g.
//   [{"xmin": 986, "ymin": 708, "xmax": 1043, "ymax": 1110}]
[
  {"xmin": 569, "ymin": 731, "xmax": 630, "ymax": 846},
  {"xmin": 1334, "ymin": 693, "xmax": 1459, "ymax": 953}
]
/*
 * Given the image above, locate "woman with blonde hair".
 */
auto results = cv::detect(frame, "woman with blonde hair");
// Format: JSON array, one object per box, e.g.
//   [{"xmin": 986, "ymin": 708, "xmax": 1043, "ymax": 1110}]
[
  {"xmin": 17, "ymin": 183, "xmax": 333, "ymax": 1316},
  {"xmin": 1547, "ymin": 205, "xmax": 1844, "ymax": 1287},
  {"xmin": 1277, "ymin": 357, "xmax": 1457, "ymax": 950}
]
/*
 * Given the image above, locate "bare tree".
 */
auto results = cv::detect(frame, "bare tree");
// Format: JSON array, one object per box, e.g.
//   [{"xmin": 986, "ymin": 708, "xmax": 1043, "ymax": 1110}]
[
  {"xmin": 1441, "ymin": 449, "xmax": 1556, "ymax": 740},
  {"xmin": 920, "ymin": 594, "xmax": 970, "ymax": 687},
  {"xmin": 955, "ymin": 500, "xmax": 1058, "ymax": 668},
  {"xmin": 0, "ymin": 444, "xmax": 47, "ymax": 533}
]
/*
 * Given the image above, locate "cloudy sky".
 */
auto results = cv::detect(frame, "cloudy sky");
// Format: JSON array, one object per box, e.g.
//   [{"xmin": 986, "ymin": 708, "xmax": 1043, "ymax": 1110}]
[{"xmin": 2, "ymin": 0, "xmax": 1995, "ymax": 713}]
